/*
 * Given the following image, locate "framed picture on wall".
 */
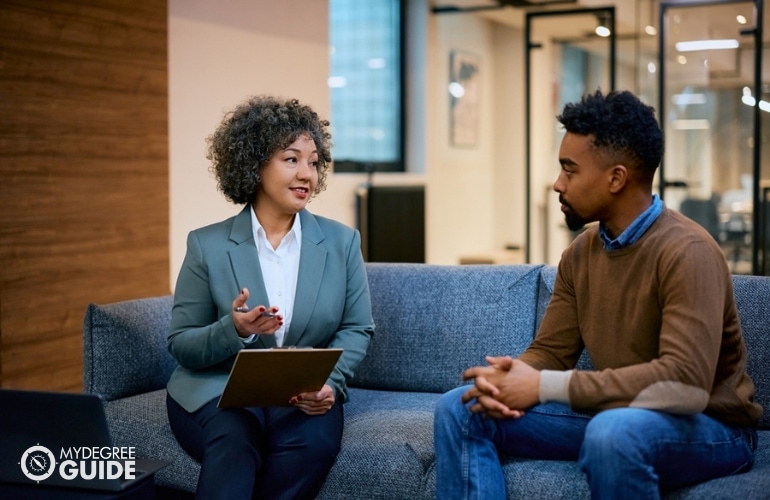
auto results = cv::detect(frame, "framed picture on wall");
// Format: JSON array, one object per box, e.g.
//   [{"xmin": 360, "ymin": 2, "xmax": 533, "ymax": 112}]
[{"xmin": 449, "ymin": 50, "xmax": 481, "ymax": 148}]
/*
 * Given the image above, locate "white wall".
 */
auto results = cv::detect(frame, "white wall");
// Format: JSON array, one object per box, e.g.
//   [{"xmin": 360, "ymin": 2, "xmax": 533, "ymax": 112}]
[{"xmin": 169, "ymin": 0, "xmax": 528, "ymax": 288}]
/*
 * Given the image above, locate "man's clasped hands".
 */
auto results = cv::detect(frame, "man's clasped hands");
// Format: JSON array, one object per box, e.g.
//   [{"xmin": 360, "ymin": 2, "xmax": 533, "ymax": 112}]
[{"xmin": 461, "ymin": 357, "xmax": 542, "ymax": 419}]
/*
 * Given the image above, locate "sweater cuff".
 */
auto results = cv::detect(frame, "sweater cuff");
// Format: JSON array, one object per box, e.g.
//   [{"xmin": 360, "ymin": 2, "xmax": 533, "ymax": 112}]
[{"xmin": 539, "ymin": 370, "xmax": 573, "ymax": 405}]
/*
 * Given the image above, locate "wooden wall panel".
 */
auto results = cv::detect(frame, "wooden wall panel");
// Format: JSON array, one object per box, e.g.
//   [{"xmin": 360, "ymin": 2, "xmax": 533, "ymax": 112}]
[{"xmin": 0, "ymin": 0, "xmax": 169, "ymax": 391}]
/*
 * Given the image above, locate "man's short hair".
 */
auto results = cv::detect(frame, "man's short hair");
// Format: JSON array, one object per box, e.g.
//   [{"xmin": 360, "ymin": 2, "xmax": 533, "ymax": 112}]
[{"xmin": 557, "ymin": 89, "xmax": 664, "ymax": 183}]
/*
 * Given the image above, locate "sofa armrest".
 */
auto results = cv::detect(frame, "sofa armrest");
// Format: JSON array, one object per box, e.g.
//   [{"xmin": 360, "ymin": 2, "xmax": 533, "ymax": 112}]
[{"xmin": 83, "ymin": 295, "xmax": 176, "ymax": 402}]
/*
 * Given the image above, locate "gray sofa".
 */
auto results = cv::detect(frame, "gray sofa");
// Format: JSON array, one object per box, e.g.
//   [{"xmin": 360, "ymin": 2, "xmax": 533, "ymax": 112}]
[{"xmin": 83, "ymin": 263, "xmax": 770, "ymax": 499}]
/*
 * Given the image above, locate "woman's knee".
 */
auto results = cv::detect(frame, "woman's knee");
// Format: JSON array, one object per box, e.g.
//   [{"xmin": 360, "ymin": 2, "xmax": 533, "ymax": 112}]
[{"xmin": 308, "ymin": 433, "xmax": 342, "ymax": 467}]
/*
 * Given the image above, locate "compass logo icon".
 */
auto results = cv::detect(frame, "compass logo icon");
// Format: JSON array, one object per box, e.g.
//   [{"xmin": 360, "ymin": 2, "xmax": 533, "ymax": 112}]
[{"xmin": 20, "ymin": 444, "xmax": 56, "ymax": 482}]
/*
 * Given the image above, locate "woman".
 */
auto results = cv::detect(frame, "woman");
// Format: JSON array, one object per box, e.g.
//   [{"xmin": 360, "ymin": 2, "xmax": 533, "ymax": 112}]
[{"xmin": 166, "ymin": 95, "xmax": 374, "ymax": 499}]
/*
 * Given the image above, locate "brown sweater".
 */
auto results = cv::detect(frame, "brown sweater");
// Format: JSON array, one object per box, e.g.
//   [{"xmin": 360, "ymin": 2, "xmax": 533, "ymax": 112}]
[{"xmin": 520, "ymin": 207, "xmax": 763, "ymax": 428}]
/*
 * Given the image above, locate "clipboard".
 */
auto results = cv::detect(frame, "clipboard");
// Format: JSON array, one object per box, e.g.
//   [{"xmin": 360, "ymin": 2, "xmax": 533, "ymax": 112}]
[{"xmin": 217, "ymin": 348, "xmax": 343, "ymax": 408}]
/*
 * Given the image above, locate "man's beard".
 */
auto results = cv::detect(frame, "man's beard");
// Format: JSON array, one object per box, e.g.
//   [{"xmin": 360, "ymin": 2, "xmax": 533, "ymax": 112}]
[
  {"xmin": 560, "ymin": 196, "xmax": 587, "ymax": 231},
  {"xmin": 564, "ymin": 211, "xmax": 587, "ymax": 232}
]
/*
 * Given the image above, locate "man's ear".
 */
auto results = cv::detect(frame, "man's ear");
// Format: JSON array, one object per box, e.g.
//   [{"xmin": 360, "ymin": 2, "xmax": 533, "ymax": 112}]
[{"xmin": 608, "ymin": 164, "xmax": 628, "ymax": 194}]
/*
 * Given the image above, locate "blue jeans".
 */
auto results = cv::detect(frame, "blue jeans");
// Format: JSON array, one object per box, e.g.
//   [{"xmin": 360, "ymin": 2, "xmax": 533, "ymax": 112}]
[{"xmin": 434, "ymin": 386, "xmax": 756, "ymax": 500}]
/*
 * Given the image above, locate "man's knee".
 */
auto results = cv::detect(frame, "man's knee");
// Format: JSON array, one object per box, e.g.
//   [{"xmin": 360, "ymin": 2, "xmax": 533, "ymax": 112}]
[
  {"xmin": 580, "ymin": 408, "xmax": 650, "ymax": 463},
  {"xmin": 435, "ymin": 386, "xmax": 468, "ymax": 422}
]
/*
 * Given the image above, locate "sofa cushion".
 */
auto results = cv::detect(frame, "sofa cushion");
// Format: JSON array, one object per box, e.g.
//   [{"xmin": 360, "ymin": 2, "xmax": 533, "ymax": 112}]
[
  {"xmin": 103, "ymin": 389, "xmax": 198, "ymax": 492},
  {"xmin": 317, "ymin": 388, "xmax": 441, "ymax": 500},
  {"xmin": 732, "ymin": 275, "xmax": 770, "ymax": 429},
  {"xmin": 83, "ymin": 295, "xmax": 176, "ymax": 401},
  {"xmin": 535, "ymin": 265, "xmax": 558, "ymax": 330},
  {"xmin": 352, "ymin": 264, "xmax": 544, "ymax": 393}
]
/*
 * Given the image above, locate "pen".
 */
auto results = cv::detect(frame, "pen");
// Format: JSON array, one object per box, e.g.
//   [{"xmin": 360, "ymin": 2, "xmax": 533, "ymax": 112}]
[{"xmin": 233, "ymin": 307, "xmax": 276, "ymax": 318}]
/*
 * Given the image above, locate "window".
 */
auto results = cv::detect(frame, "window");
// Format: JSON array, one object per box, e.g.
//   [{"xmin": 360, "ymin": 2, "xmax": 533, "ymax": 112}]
[{"xmin": 329, "ymin": 0, "xmax": 404, "ymax": 173}]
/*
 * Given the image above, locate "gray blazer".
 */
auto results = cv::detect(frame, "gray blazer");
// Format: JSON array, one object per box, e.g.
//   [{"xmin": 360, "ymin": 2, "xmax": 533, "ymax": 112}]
[{"xmin": 166, "ymin": 206, "xmax": 374, "ymax": 412}]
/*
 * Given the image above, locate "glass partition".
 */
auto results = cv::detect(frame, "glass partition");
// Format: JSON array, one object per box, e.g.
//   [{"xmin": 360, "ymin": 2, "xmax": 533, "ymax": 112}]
[{"xmin": 659, "ymin": 0, "xmax": 764, "ymax": 274}]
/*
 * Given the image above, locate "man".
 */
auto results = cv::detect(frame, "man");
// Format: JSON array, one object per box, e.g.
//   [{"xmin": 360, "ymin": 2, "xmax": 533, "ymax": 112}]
[{"xmin": 434, "ymin": 90, "xmax": 762, "ymax": 499}]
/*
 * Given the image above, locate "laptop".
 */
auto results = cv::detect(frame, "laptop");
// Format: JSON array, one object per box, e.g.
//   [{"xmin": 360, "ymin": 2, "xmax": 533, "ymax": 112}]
[
  {"xmin": 0, "ymin": 389, "xmax": 167, "ymax": 496},
  {"xmin": 218, "ymin": 348, "xmax": 343, "ymax": 408}
]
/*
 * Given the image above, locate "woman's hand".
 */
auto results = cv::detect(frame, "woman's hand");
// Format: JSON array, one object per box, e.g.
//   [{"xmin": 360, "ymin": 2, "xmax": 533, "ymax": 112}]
[
  {"xmin": 231, "ymin": 288, "xmax": 283, "ymax": 338},
  {"xmin": 290, "ymin": 384, "xmax": 336, "ymax": 415}
]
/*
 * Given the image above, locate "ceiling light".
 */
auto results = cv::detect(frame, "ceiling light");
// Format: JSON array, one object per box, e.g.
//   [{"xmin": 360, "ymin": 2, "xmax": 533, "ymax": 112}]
[
  {"xmin": 741, "ymin": 95, "xmax": 770, "ymax": 113},
  {"xmin": 675, "ymin": 39, "xmax": 739, "ymax": 52},
  {"xmin": 595, "ymin": 25, "xmax": 611, "ymax": 37},
  {"xmin": 645, "ymin": 25, "xmax": 657, "ymax": 36},
  {"xmin": 737, "ymin": 15, "xmax": 747, "ymax": 24},
  {"xmin": 595, "ymin": 12, "xmax": 611, "ymax": 37}
]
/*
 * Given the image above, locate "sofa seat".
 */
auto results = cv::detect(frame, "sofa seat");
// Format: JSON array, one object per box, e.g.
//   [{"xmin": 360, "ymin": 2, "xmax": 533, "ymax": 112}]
[{"xmin": 103, "ymin": 390, "xmax": 200, "ymax": 492}]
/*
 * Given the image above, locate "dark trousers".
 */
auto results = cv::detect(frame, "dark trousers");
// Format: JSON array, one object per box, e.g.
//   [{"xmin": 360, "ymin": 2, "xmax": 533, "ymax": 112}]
[{"xmin": 166, "ymin": 393, "xmax": 343, "ymax": 500}]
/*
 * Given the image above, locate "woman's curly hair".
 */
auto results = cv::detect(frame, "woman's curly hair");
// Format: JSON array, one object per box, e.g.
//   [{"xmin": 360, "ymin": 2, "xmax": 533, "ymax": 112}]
[
  {"xmin": 557, "ymin": 89, "xmax": 664, "ymax": 183},
  {"xmin": 206, "ymin": 95, "xmax": 332, "ymax": 205}
]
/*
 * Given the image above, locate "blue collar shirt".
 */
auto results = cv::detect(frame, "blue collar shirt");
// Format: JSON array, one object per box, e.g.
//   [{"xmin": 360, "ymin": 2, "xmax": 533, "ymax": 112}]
[{"xmin": 598, "ymin": 194, "xmax": 663, "ymax": 251}]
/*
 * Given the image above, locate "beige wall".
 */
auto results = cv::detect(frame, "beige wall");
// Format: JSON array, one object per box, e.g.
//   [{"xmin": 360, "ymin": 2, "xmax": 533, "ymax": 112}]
[
  {"xmin": 427, "ymin": 12, "xmax": 494, "ymax": 265},
  {"xmin": 426, "ymin": 12, "xmax": 525, "ymax": 265}
]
